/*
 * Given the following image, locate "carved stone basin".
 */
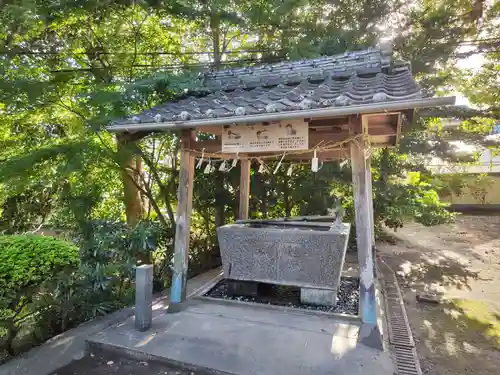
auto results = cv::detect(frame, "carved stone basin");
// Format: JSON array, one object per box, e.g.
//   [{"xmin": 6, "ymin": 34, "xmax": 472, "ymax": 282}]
[{"xmin": 216, "ymin": 221, "xmax": 350, "ymax": 306}]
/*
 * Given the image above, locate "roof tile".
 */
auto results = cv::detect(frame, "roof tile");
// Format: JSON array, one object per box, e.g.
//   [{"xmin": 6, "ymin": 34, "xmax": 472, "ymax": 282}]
[{"xmin": 113, "ymin": 47, "xmax": 422, "ymax": 126}]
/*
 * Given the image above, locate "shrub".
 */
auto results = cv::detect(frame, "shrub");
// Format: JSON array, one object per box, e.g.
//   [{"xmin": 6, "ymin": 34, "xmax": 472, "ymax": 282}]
[
  {"xmin": 0, "ymin": 221, "xmax": 221, "ymax": 363},
  {"xmin": 0, "ymin": 235, "xmax": 78, "ymax": 357},
  {"xmin": 34, "ymin": 220, "xmax": 168, "ymax": 338},
  {"xmin": 0, "ymin": 235, "xmax": 79, "ymax": 289}
]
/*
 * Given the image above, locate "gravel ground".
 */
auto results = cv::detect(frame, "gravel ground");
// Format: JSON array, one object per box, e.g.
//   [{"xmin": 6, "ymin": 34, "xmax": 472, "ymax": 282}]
[
  {"xmin": 204, "ymin": 277, "xmax": 359, "ymax": 315},
  {"xmin": 48, "ymin": 351, "xmax": 204, "ymax": 375}
]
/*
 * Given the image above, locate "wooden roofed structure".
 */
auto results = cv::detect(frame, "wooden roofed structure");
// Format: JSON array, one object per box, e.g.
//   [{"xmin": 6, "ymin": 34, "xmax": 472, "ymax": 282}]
[{"xmin": 107, "ymin": 46, "xmax": 455, "ymax": 349}]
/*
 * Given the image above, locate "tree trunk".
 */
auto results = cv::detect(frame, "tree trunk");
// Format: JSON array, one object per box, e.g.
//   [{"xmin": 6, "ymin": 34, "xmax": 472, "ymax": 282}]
[
  {"xmin": 261, "ymin": 179, "xmax": 268, "ymax": 218},
  {"xmin": 215, "ymin": 205, "xmax": 225, "ymax": 227},
  {"xmin": 209, "ymin": 9, "xmax": 226, "ymax": 227},
  {"xmin": 117, "ymin": 135, "xmax": 144, "ymax": 226},
  {"xmin": 210, "ymin": 11, "xmax": 221, "ymax": 67},
  {"xmin": 283, "ymin": 176, "xmax": 291, "ymax": 217},
  {"xmin": 214, "ymin": 171, "xmax": 226, "ymax": 227},
  {"xmin": 117, "ymin": 134, "xmax": 150, "ymax": 264}
]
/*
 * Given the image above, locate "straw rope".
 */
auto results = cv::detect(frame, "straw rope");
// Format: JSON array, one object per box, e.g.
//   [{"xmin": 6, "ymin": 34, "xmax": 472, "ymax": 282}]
[{"xmin": 186, "ymin": 134, "xmax": 365, "ymax": 163}]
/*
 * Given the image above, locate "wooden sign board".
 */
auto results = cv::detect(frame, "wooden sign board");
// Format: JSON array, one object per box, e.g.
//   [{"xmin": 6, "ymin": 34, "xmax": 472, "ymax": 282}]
[{"xmin": 221, "ymin": 119, "xmax": 308, "ymax": 153}]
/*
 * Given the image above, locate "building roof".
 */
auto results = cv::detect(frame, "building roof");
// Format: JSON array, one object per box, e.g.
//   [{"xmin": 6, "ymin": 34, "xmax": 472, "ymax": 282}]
[{"xmin": 108, "ymin": 47, "xmax": 430, "ymax": 131}]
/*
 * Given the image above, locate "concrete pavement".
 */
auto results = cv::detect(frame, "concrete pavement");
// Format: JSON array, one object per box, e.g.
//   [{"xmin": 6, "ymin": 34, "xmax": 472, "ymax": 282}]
[{"xmin": 89, "ymin": 298, "xmax": 394, "ymax": 375}]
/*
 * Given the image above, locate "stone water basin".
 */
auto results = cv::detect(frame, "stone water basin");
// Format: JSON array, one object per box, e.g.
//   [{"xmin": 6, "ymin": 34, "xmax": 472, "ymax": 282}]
[{"xmin": 216, "ymin": 221, "xmax": 350, "ymax": 306}]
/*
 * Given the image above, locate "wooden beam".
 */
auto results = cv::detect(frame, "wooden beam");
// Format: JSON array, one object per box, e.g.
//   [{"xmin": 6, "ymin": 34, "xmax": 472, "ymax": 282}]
[
  {"xmin": 350, "ymin": 133, "xmax": 382, "ymax": 349},
  {"xmin": 168, "ymin": 129, "xmax": 195, "ymax": 312},
  {"xmin": 191, "ymin": 125, "xmax": 396, "ymax": 153},
  {"xmin": 369, "ymin": 125, "xmax": 396, "ymax": 136},
  {"xmin": 308, "ymin": 117, "xmax": 350, "ymax": 128},
  {"xmin": 239, "ymin": 157, "xmax": 251, "ymax": 220}
]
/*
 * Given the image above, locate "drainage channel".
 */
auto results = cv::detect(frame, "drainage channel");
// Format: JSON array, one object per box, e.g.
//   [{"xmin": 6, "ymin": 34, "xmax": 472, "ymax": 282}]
[{"xmin": 379, "ymin": 258, "xmax": 423, "ymax": 375}]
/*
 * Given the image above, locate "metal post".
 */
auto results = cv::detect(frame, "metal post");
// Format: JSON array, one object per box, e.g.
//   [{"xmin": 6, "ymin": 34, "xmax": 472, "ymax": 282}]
[{"xmin": 135, "ymin": 264, "xmax": 153, "ymax": 331}]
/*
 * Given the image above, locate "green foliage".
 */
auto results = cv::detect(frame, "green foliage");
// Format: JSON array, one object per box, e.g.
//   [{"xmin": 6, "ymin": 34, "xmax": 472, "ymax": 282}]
[
  {"xmin": 0, "ymin": 186, "xmax": 57, "ymax": 234},
  {"xmin": 455, "ymin": 57, "xmax": 499, "ymax": 117},
  {"xmin": 0, "ymin": 222, "xmax": 176, "ymax": 362},
  {"xmin": 372, "ymin": 150, "xmax": 454, "ymax": 229},
  {"xmin": 468, "ymin": 174, "xmax": 495, "ymax": 204},
  {"xmin": 0, "ymin": 235, "xmax": 78, "ymax": 289},
  {"xmin": 235, "ymin": 150, "xmax": 454, "ymax": 233},
  {"xmin": 0, "ymin": 0, "xmax": 498, "ymax": 361},
  {"xmin": 452, "ymin": 2, "xmax": 500, "ymax": 116},
  {"xmin": 1, "ymin": 0, "xmax": 497, "ymax": 239},
  {"xmin": 76, "ymin": 220, "xmax": 167, "ymax": 290},
  {"xmin": 34, "ymin": 220, "xmax": 162, "ymax": 336},
  {"xmin": 434, "ymin": 174, "xmax": 468, "ymax": 201},
  {"xmin": 0, "ymin": 235, "xmax": 78, "ymax": 358}
]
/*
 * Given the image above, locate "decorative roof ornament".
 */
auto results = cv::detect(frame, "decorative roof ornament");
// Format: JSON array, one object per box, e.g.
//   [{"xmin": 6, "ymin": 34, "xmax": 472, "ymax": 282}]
[
  {"xmin": 335, "ymin": 95, "xmax": 349, "ymax": 106},
  {"xmin": 298, "ymin": 98, "xmax": 315, "ymax": 110},
  {"xmin": 179, "ymin": 111, "xmax": 191, "ymax": 121},
  {"xmin": 154, "ymin": 114, "xmax": 163, "ymax": 123},
  {"xmin": 378, "ymin": 38, "xmax": 393, "ymax": 68},
  {"xmin": 266, "ymin": 103, "xmax": 278, "ymax": 113},
  {"xmin": 379, "ymin": 39, "xmax": 393, "ymax": 56},
  {"xmin": 205, "ymin": 109, "xmax": 218, "ymax": 118},
  {"xmin": 235, "ymin": 107, "xmax": 246, "ymax": 116},
  {"xmin": 372, "ymin": 92, "xmax": 388, "ymax": 102},
  {"xmin": 319, "ymin": 98, "xmax": 335, "ymax": 107}
]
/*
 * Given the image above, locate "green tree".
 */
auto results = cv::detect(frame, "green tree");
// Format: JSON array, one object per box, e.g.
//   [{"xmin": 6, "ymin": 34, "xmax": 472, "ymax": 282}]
[{"xmin": 0, "ymin": 0, "xmax": 498, "ymax": 243}]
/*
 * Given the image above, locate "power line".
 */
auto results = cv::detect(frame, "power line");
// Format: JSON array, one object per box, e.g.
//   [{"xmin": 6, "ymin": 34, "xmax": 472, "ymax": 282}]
[
  {"xmin": 10, "ymin": 37, "xmax": 498, "ymax": 74},
  {"xmin": 41, "ymin": 45, "xmax": 500, "ymax": 74},
  {"xmin": 453, "ymin": 37, "xmax": 500, "ymax": 43},
  {"xmin": 2, "ymin": 48, "xmax": 278, "ymax": 56},
  {"xmin": 49, "ymin": 57, "xmax": 282, "ymax": 73},
  {"xmin": 3, "ymin": 38, "xmax": 500, "ymax": 57}
]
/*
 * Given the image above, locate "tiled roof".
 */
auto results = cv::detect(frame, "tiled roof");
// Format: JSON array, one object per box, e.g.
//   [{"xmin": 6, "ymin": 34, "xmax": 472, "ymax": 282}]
[{"xmin": 112, "ymin": 48, "xmax": 422, "ymax": 126}]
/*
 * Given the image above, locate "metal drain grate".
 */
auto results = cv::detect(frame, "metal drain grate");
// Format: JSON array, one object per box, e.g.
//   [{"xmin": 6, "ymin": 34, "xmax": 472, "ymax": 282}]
[
  {"xmin": 378, "ymin": 258, "xmax": 422, "ymax": 375},
  {"xmin": 393, "ymin": 345, "xmax": 422, "ymax": 375},
  {"xmin": 379, "ymin": 260, "xmax": 414, "ymax": 347},
  {"xmin": 387, "ymin": 302, "xmax": 414, "ymax": 347}
]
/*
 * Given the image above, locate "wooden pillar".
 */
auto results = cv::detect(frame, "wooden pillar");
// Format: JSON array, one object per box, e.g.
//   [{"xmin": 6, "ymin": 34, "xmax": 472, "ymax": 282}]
[
  {"xmin": 366, "ymin": 155, "xmax": 375, "ymax": 245},
  {"xmin": 350, "ymin": 135, "xmax": 382, "ymax": 349},
  {"xmin": 239, "ymin": 157, "xmax": 251, "ymax": 220},
  {"xmin": 168, "ymin": 130, "xmax": 195, "ymax": 313}
]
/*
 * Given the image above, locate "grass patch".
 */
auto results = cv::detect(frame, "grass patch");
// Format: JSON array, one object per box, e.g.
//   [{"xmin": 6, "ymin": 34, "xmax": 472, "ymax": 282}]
[{"xmin": 452, "ymin": 299, "xmax": 500, "ymax": 348}]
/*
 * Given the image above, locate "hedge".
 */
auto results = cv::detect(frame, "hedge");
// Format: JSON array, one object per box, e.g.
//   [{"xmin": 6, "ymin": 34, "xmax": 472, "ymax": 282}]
[
  {"xmin": 0, "ymin": 235, "xmax": 79, "ymax": 358},
  {"xmin": 0, "ymin": 235, "xmax": 78, "ymax": 288}
]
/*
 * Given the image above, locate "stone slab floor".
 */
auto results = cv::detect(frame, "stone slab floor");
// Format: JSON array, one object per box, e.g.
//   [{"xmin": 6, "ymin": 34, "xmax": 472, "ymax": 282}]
[{"xmin": 88, "ymin": 298, "xmax": 394, "ymax": 375}]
